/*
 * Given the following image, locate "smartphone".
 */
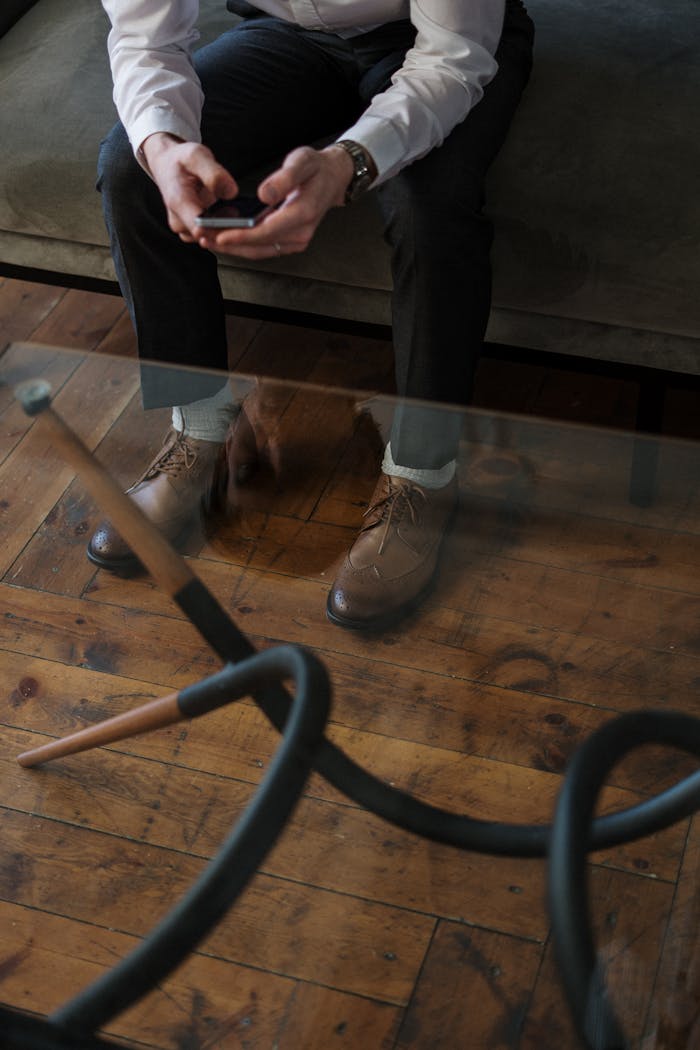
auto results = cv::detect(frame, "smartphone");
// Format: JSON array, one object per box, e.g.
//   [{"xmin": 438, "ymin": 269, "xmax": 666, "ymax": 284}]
[{"xmin": 196, "ymin": 196, "xmax": 274, "ymax": 228}]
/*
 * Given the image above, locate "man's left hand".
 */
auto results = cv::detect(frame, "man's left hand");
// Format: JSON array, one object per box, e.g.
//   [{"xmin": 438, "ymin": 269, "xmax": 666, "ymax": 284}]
[{"xmin": 195, "ymin": 145, "xmax": 354, "ymax": 259}]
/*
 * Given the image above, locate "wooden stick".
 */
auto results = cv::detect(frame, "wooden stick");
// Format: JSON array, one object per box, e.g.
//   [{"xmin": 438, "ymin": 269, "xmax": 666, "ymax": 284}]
[
  {"xmin": 13, "ymin": 380, "xmax": 236, "ymax": 769},
  {"xmin": 14, "ymin": 379, "xmax": 194, "ymax": 597},
  {"xmin": 17, "ymin": 692, "xmax": 183, "ymax": 768}
]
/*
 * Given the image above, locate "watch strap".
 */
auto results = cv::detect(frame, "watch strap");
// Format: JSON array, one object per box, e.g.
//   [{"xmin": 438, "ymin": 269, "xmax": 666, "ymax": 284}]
[{"xmin": 334, "ymin": 139, "xmax": 375, "ymax": 204}]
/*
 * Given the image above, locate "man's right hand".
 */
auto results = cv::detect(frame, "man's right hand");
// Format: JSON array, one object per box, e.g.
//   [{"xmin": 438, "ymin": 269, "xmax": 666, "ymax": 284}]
[{"xmin": 142, "ymin": 133, "xmax": 237, "ymax": 243}]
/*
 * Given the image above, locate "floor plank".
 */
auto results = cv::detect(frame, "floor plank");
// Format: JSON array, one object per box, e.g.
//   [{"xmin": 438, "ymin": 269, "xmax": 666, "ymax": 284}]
[
  {"xmin": 521, "ymin": 866, "xmax": 675, "ymax": 1049},
  {"xmin": 0, "ymin": 902, "xmax": 402, "ymax": 1048},
  {"xmin": 0, "ymin": 353, "xmax": 140, "ymax": 576},
  {"xmin": 28, "ymin": 289, "xmax": 126, "ymax": 352},
  {"xmin": 83, "ymin": 557, "xmax": 700, "ymax": 712},
  {"xmin": 0, "ymin": 281, "xmax": 67, "ymax": 350},
  {"xmin": 394, "ymin": 921, "xmax": 543, "ymax": 1049},
  {"xmin": 0, "ymin": 756, "xmax": 433, "ymax": 1004},
  {"xmin": 642, "ymin": 816, "xmax": 700, "ymax": 1049}
]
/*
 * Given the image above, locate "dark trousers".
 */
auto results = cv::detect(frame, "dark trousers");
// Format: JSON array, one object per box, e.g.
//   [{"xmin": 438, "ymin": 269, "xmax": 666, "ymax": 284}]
[{"xmin": 97, "ymin": 1, "xmax": 534, "ymax": 469}]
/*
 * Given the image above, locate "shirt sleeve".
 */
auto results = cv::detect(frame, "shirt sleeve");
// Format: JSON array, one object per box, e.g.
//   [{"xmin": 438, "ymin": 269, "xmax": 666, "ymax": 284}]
[
  {"xmin": 101, "ymin": 0, "xmax": 505, "ymax": 180},
  {"xmin": 338, "ymin": 0, "xmax": 505, "ymax": 184},
  {"xmin": 101, "ymin": 0, "xmax": 205, "ymax": 156}
]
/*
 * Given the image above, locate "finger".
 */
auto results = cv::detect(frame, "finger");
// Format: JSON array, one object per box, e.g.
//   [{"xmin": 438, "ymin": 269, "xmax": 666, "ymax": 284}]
[
  {"xmin": 199, "ymin": 237, "xmax": 309, "ymax": 260},
  {"xmin": 258, "ymin": 147, "xmax": 319, "ymax": 205},
  {"xmin": 169, "ymin": 149, "xmax": 238, "ymax": 235},
  {"xmin": 184, "ymin": 146, "xmax": 237, "ymax": 201},
  {"xmin": 165, "ymin": 206, "xmax": 199, "ymax": 244},
  {"xmin": 166, "ymin": 207, "xmax": 191, "ymax": 238},
  {"xmin": 169, "ymin": 193, "xmax": 212, "ymax": 237}
]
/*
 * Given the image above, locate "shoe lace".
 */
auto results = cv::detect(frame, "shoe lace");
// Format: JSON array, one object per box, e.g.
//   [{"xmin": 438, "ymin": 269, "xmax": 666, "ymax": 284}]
[
  {"xmin": 361, "ymin": 479, "xmax": 426, "ymax": 555},
  {"xmin": 143, "ymin": 429, "xmax": 198, "ymax": 481}
]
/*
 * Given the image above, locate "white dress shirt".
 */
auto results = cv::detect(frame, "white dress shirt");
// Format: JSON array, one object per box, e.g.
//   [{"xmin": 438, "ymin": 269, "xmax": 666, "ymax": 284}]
[{"xmin": 101, "ymin": 0, "xmax": 504, "ymax": 184}]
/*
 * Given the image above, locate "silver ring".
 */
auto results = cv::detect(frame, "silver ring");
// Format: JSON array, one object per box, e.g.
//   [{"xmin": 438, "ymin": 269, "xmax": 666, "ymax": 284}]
[{"xmin": 274, "ymin": 242, "xmax": 282, "ymax": 256}]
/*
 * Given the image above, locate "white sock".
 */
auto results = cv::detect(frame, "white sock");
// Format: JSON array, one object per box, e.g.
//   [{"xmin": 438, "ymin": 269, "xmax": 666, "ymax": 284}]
[
  {"xmin": 172, "ymin": 384, "xmax": 238, "ymax": 443},
  {"xmin": 382, "ymin": 442, "xmax": 456, "ymax": 489}
]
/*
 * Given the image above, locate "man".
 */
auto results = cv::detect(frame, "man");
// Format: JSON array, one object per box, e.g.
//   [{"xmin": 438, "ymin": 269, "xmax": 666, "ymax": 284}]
[{"xmin": 90, "ymin": 0, "xmax": 534, "ymax": 629}]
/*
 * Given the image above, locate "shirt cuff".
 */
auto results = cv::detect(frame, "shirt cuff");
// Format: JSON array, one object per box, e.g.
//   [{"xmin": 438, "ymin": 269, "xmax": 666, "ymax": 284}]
[
  {"xmin": 129, "ymin": 109, "xmax": 202, "ymax": 170},
  {"xmin": 336, "ymin": 113, "xmax": 411, "ymax": 188}
]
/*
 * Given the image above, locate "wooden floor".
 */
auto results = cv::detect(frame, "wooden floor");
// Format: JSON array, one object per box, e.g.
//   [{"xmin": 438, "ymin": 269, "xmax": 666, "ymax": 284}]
[{"xmin": 1, "ymin": 276, "xmax": 699, "ymax": 1049}]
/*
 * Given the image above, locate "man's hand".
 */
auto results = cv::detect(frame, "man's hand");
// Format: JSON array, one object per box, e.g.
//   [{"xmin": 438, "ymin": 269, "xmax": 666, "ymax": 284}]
[
  {"xmin": 196, "ymin": 145, "xmax": 355, "ymax": 259},
  {"xmin": 142, "ymin": 133, "xmax": 238, "ymax": 243}
]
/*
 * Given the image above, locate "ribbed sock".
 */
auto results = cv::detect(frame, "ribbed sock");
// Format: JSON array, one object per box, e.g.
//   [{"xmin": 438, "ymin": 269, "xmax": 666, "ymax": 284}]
[
  {"xmin": 171, "ymin": 384, "xmax": 238, "ymax": 443},
  {"xmin": 382, "ymin": 442, "xmax": 456, "ymax": 489}
]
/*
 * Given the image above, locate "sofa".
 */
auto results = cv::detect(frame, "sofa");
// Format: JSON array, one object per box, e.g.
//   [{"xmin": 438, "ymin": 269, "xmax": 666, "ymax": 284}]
[{"xmin": 1, "ymin": 0, "xmax": 699, "ymax": 380}]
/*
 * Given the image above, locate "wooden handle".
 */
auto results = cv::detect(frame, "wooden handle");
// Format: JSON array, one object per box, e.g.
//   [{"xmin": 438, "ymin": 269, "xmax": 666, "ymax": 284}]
[
  {"xmin": 15, "ymin": 381, "xmax": 194, "ymax": 597},
  {"xmin": 13, "ymin": 381, "xmax": 229, "ymax": 770},
  {"xmin": 17, "ymin": 692, "xmax": 183, "ymax": 768}
]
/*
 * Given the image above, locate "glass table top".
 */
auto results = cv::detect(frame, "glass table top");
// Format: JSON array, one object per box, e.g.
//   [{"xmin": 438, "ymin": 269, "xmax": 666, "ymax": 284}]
[{"xmin": 0, "ymin": 341, "xmax": 699, "ymax": 1049}]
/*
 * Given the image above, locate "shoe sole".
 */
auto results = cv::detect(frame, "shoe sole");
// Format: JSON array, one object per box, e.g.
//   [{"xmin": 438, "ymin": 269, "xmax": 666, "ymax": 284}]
[
  {"xmin": 85, "ymin": 519, "xmax": 195, "ymax": 577},
  {"xmin": 84, "ymin": 469, "xmax": 256, "ymax": 577},
  {"xmin": 325, "ymin": 575, "xmax": 436, "ymax": 632},
  {"xmin": 86, "ymin": 543, "xmax": 145, "ymax": 577}
]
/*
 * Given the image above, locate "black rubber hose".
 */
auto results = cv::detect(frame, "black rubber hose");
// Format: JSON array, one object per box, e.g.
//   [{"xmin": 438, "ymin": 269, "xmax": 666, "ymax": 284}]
[
  {"xmin": 549, "ymin": 710, "xmax": 700, "ymax": 1050},
  {"xmin": 0, "ymin": 1009, "xmax": 120, "ymax": 1050},
  {"xmin": 50, "ymin": 645, "xmax": 331, "ymax": 1036},
  {"xmin": 177, "ymin": 573, "xmax": 700, "ymax": 858}
]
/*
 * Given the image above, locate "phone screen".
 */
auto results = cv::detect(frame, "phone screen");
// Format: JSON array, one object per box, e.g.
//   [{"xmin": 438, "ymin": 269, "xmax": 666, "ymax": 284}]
[{"xmin": 196, "ymin": 196, "xmax": 272, "ymax": 228}]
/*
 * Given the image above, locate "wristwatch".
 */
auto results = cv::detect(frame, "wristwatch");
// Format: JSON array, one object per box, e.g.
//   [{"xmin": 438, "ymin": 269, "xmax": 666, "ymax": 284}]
[{"xmin": 334, "ymin": 139, "xmax": 376, "ymax": 204}]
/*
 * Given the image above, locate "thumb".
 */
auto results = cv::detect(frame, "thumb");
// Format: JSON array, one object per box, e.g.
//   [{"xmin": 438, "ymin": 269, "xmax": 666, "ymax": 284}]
[{"xmin": 259, "ymin": 146, "xmax": 318, "ymax": 204}]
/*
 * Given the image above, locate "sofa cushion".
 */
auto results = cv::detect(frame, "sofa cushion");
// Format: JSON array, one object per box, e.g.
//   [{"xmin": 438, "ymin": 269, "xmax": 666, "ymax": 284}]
[{"xmin": 487, "ymin": 0, "xmax": 700, "ymax": 342}]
